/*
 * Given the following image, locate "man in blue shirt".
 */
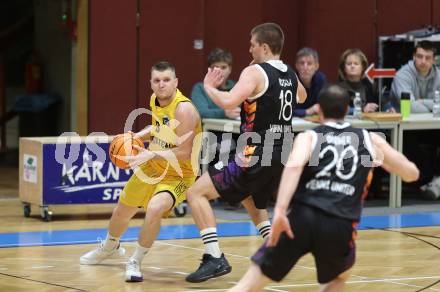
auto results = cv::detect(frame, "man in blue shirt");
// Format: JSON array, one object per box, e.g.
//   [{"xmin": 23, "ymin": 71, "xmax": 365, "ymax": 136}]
[{"xmin": 294, "ymin": 47, "xmax": 327, "ymax": 117}]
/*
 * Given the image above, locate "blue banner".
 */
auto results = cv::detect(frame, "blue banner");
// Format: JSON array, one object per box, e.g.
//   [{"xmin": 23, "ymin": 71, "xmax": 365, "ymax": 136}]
[{"xmin": 42, "ymin": 143, "xmax": 133, "ymax": 204}]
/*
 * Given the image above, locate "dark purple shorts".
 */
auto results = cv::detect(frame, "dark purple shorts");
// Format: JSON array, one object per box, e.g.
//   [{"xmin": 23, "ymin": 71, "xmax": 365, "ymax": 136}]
[
  {"xmin": 252, "ymin": 203, "xmax": 356, "ymax": 283},
  {"xmin": 208, "ymin": 146, "xmax": 284, "ymax": 209}
]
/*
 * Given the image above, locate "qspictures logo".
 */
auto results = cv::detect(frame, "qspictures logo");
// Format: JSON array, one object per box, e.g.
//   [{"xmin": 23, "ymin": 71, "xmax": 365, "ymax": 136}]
[
  {"xmin": 23, "ymin": 154, "xmax": 38, "ymax": 183},
  {"xmin": 53, "ymin": 108, "xmax": 387, "ymax": 186}
]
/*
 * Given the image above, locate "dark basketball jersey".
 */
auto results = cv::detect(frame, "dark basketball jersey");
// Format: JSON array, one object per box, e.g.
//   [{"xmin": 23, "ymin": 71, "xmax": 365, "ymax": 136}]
[
  {"xmin": 240, "ymin": 61, "xmax": 298, "ymax": 146},
  {"xmin": 293, "ymin": 122, "xmax": 374, "ymax": 221}
]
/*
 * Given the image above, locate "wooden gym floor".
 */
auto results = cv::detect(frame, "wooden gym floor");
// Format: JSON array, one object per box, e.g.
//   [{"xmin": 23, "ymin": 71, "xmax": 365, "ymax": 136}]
[
  {"xmin": 0, "ymin": 165, "xmax": 440, "ymax": 291},
  {"xmin": 0, "ymin": 198, "xmax": 439, "ymax": 292}
]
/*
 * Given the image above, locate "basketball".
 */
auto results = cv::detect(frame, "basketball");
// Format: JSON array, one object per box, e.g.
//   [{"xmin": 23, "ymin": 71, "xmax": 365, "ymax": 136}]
[{"xmin": 109, "ymin": 133, "xmax": 145, "ymax": 169}]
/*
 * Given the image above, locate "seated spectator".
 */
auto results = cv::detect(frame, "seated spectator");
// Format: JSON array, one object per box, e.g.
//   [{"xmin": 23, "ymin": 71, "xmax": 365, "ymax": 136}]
[
  {"xmin": 390, "ymin": 41, "xmax": 440, "ymax": 199},
  {"xmin": 191, "ymin": 48, "xmax": 240, "ymax": 185},
  {"xmin": 390, "ymin": 40, "xmax": 440, "ymax": 112},
  {"xmin": 191, "ymin": 48, "xmax": 240, "ymax": 119},
  {"xmin": 338, "ymin": 49, "xmax": 379, "ymax": 114},
  {"xmin": 339, "ymin": 49, "xmax": 383, "ymax": 199},
  {"xmin": 294, "ymin": 47, "xmax": 326, "ymax": 117}
]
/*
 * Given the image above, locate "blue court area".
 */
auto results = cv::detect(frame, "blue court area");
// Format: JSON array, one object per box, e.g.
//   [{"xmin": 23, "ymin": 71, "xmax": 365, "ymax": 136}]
[{"xmin": 1, "ymin": 212, "xmax": 440, "ymax": 248}]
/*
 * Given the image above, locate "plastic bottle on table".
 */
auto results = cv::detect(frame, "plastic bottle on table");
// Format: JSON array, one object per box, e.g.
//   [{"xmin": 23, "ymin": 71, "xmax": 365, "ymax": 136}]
[{"xmin": 353, "ymin": 92, "xmax": 362, "ymax": 119}]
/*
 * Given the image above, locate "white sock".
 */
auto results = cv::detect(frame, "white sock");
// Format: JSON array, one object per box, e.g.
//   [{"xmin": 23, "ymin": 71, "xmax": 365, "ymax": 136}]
[
  {"xmin": 102, "ymin": 233, "xmax": 120, "ymax": 251},
  {"xmin": 256, "ymin": 220, "xmax": 271, "ymax": 239},
  {"xmin": 130, "ymin": 243, "xmax": 150, "ymax": 264},
  {"xmin": 201, "ymin": 227, "xmax": 222, "ymax": 258}
]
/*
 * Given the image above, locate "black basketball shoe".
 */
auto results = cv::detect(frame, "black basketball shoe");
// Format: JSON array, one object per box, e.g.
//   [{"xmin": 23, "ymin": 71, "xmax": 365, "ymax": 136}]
[{"xmin": 186, "ymin": 253, "xmax": 232, "ymax": 283}]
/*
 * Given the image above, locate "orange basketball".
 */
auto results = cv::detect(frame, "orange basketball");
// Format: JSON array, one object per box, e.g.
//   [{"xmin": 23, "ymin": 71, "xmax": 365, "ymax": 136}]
[{"xmin": 109, "ymin": 133, "xmax": 144, "ymax": 169}]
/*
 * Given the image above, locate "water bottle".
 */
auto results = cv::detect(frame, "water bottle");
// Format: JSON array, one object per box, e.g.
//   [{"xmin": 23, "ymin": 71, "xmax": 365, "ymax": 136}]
[
  {"xmin": 353, "ymin": 92, "xmax": 362, "ymax": 119},
  {"xmin": 433, "ymin": 90, "xmax": 440, "ymax": 118},
  {"xmin": 400, "ymin": 92, "xmax": 411, "ymax": 118}
]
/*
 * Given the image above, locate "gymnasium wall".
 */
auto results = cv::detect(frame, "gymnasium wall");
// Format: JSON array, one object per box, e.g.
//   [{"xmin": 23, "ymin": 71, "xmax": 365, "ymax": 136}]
[
  {"xmin": 88, "ymin": 0, "xmax": 137, "ymax": 135},
  {"xmin": 34, "ymin": 0, "xmax": 72, "ymax": 132},
  {"xmin": 88, "ymin": 0, "xmax": 440, "ymax": 134}
]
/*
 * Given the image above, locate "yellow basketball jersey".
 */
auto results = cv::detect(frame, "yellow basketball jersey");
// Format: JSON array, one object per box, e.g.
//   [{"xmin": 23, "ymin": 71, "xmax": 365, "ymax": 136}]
[{"xmin": 148, "ymin": 89, "xmax": 202, "ymax": 179}]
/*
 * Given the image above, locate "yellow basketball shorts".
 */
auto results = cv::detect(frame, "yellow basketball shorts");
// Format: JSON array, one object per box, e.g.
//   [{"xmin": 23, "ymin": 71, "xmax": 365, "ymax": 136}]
[{"xmin": 119, "ymin": 165, "xmax": 195, "ymax": 216}]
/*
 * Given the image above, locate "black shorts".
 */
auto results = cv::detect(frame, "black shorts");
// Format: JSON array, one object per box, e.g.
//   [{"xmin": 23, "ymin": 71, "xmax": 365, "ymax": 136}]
[
  {"xmin": 251, "ymin": 203, "xmax": 356, "ymax": 283},
  {"xmin": 208, "ymin": 145, "xmax": 284, "ymax": 209}
]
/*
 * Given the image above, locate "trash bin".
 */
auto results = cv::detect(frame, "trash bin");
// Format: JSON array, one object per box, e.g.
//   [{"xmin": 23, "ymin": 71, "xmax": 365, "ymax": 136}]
[{"xmin": 15, "ymin": 93, "xmax": 61, "ymax": 137}]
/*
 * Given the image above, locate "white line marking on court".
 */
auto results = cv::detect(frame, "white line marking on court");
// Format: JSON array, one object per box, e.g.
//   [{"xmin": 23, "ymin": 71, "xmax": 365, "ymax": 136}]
[
  {"xmin": 0, "ymin": 268, "xmax": 8, "ymax": 271},
  {"xmin": 1, "ymin": 238, "xmax": 141, "ymax": 248},
  {"xmin": 160, "ymin": 241, "xmax": 440, "ymax": 291},
  {"xmin": 225, "ymin": 282, "xmax": 288, "ymax": 292},
  {"xmin": 182, "ymin": 289, "xmax": 228, "ymax": 292},
  {"xmin": 262, "ymin": 287, "xmax": 289, "ymax": 292},
  {"xmin": 182, "ymin": 287, "xmax": 289, "ymax": 292},
  {"xmin": 144, "ymin": 264, "xmax": 190, "ymax": 276},
  {"xmin": 3, "ymin": 258, "xmax": 70, "ymax": 262},
  {"xmin": 157, "ymin": 241, "xmax": 247, "ymax": 259},
  {"xmin": 350, "ymin": 276, "xmax": 440, "ymax": 284},
  {"xmin": 31, "ymin": 265, "xmax": 54, "ymax": 269},
  {"xmin": 384, "ymin": 281, "xmax": 427, "ymax": 290},
  {"xmin": 157, "ymin": 241, "xmax": 314, "ymax": 270},
  {"xmin": 182, "ymin": 276, "xmax": 440, "ymax": 292}
]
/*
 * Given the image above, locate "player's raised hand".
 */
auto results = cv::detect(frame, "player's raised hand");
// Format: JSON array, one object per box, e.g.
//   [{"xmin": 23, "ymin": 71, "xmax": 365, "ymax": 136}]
[
  {"xmin": 267, "ymin": 211, "xmax": 294, "ymax": 247},
  {"xmin": 204, "ymin": 67, "xmax": 225, "ymax": 89}
]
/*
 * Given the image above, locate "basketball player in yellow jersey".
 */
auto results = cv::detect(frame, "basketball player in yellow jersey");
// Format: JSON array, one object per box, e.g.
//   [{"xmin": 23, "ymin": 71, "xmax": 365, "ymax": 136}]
[{"xmin": 80, "ymin": 61, "xmax": 202, "ymax": 283}]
